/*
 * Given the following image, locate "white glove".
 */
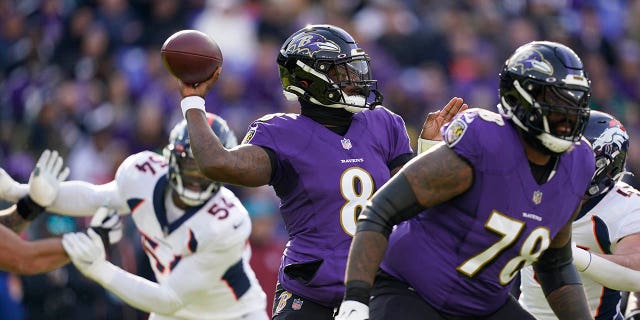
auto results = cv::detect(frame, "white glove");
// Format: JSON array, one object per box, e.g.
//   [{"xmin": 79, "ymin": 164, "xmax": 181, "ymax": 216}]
[
  {"xmin": 90, "ymin": 207, "xmax": 123, "ymax": 245},
  {"xmin": 335, "ymin": 300, "xmax": 369, "ymax": 320},
  {"xmin": 62, "ymin": 229, "xmax": 107, "ymax": 278},
  {"xmin": 29, "ymin": 149, "xmax": 70, "ymax": 207},
  {"xmin": 0, "ymin": 168, "xmax": 22, "ymax": 201}
]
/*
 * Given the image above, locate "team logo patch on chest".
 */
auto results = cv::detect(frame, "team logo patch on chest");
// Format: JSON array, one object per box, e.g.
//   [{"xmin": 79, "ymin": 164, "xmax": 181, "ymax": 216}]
[
  {"xmin": 444, "ymin": 119, "xmax": 468, "ymax": 147},
  {"xmin": 341, "ymin": 138, "xmax": 352, "ymax": 150},
  {"xmin": 532, "ymin": 190, "xmax": 543, "ymax": 204}
]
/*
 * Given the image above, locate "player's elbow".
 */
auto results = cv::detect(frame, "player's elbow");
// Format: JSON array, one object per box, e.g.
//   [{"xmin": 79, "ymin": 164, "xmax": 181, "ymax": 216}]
[{"xmin": 153, "ymin": 291, "xmax": 185, "ymax": 315}]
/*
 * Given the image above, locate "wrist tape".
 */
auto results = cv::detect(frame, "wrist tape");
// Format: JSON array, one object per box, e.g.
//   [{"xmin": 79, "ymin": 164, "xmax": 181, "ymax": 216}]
[
  {"xmin": 16, "ymin": 196, "xmax": 45, "ymax": 221},
  {"xmin": 181, "ymin": 96, "xmax": 206, "ymax": 118},
  {"xmin": 417, "ymin": 138, "xmax": 440, "ymax": 154}
]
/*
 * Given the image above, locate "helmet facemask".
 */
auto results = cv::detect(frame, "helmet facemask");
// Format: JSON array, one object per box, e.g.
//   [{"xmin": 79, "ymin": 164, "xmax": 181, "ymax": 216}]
[
  {"xmin": 498, "ymin": 43, "xmax": 592, "ymax": 154},
  {"xmin": 508, "ymin": 78, "xmax": 590, "ymax": 153},
  {"xmin": 164, "ymin": 142, "xmax": 220, "ymax": 207},
  {"xmin": 163, "ymin": 114, "xmax": 237, "ymax": 207}
]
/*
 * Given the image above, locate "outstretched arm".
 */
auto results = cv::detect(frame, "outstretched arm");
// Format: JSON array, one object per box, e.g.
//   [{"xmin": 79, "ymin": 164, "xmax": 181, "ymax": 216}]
[
  {"xmin": 0, "ymin": 213, "xmax": 68, "ymax": 274},
  {"xmin": 178, "ymin": 69, "xmax": 272, "ymax": 187},
  {"xmin": 63, "ymin": 229, "xmax": 244, "ymax": 315},
  {"xmin": 571, "ymin": 233, "xmax": 640, "ymax": 291}
]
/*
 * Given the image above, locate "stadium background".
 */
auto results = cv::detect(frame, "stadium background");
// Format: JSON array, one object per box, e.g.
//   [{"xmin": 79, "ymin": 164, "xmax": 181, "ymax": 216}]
[{"xmin": 0, "ymin": 0, "xmax": 638, "ymax": 319}]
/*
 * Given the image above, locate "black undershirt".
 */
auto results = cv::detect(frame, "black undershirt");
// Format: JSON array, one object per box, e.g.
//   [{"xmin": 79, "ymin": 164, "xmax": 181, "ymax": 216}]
[{"xmin": 529, "ymin": 156, "xmax": 559, "ymax": 185}]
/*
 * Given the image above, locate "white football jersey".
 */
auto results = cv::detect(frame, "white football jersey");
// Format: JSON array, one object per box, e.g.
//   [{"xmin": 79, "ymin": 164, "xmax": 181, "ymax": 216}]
[
  {"xmin": 114, "ymin": 151, "xmax": 267, "ymax": 320},
  {"xmin": 520, "ymin": 181, "xmax": 640, "ymax": 319}
]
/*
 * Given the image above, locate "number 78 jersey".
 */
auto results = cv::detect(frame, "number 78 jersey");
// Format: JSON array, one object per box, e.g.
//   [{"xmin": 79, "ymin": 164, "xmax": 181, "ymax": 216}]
[
  {"xmin": 380, "ymin": 109, "xmax": 595, "ymax": 316},
  {"xmin": 115, "ymin": 151, "xmax": 267, "ymax": 319}
]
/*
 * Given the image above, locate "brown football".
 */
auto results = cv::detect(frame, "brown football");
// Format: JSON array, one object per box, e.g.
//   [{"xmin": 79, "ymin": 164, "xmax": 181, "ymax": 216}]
[{"xmin": 161, "ymin": 30, "xmax": 223, "ymax": 85}]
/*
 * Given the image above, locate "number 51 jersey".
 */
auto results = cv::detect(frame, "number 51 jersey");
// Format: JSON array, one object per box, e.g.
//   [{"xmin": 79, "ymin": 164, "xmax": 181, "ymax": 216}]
[
  {"xmin": 114, "ymin": 151, "xmax": 267, "ymax": 320},
  {"xmin": 381, "ymin": 109, "xmax": 595, "ymax": 316}
]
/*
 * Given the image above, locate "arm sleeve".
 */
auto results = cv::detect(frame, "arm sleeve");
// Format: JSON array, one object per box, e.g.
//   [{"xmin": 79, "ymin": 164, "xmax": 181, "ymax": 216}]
[
  {"xmin": 357, "ymin": 173, "xmax": 425, "ymax": 238},
  {"xmin": 47, "ymin": 181, "xmax": 128, "ymax": 216},
  {"xmin": 573, "ymin": 246, "xmax": 640, "ymax": 292},
  {"xmin": 87, "ymin": 261, "xmax": 184, "ymax": 315},
  {"xmin": 87, "ymin": 243, "xmax": 245, "ymax": 315}
]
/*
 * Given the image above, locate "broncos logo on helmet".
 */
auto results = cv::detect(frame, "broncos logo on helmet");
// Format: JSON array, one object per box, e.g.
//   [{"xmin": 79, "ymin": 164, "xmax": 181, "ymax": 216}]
[
  {"xmin": 583, "ymin": 110, "xmax": 630, "ymax": 198},
  {"xmin": 285, "ymin": 33, "xmax": 341, "ymax": 58},
  {"xmin": 591, "ymin": 119, "xmax": 628, "ymax": 154},
  {"xmin": 509, "ymin": 49, "xmax": 554, "ymax": 76}
]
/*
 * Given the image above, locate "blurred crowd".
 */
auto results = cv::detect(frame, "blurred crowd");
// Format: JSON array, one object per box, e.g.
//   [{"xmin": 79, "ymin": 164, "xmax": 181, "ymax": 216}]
[{"xmin": 0, "ymin": 0, "xmax": 639, "ymax": 319}]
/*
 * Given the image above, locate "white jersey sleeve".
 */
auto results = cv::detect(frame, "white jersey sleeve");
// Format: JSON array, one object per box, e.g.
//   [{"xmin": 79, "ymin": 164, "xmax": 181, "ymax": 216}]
[{"xmin": 45, "ymin": 151, "xmax": 165, "ymax": 217}]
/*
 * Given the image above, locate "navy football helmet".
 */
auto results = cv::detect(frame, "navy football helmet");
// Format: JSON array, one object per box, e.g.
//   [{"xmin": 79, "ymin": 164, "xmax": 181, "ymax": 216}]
[
  {"xmin": 163, "ymin": 113, "xmax": 238, "ymax": 206},
  {"xmin": 498, "ymin": 41, "xmax": 591, "ymax": 154},
  {"xmin": 277, "ymin": 24, "xmax": 383, "ymax": 113},
  {"xmin": 583, "ymin": 110, "xmax": 629, "ymax": 198}
]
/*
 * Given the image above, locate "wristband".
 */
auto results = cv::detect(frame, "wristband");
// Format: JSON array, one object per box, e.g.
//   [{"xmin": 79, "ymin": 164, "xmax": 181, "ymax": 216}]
[
  {"xmin": 180, "ymin": 96, "xmax": 206, "ymax": 118},
  {"xmin": 344, "ymin": 280, "xmax": 371, "ymax": 305},
  {"xmin": 417, "ymin": 138, "xmax": 440, "ymax": 154},
  {"xmin": 16, "ymin": 196, "xmax": 45, "ymax": 221}
]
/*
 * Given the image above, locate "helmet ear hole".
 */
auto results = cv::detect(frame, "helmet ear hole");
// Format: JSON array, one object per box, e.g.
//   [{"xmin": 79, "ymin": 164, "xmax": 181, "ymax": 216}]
[{"xmin": 326, "ymin": 88, "xmax": 340, "ymax": 102}]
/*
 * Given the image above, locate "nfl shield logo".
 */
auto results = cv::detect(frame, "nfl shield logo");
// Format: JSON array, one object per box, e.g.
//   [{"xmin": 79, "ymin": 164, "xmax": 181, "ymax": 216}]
[
  {"xmin": 341, "ymin": 138, "xmax": 352, "ymax": 150},
  {"xmin": 532, "ymin": 191, "xmax": 543, "ymax": 204},
  {"xmin": 292, "ymin": 298, "xmax": 303, "ymax": 310}
]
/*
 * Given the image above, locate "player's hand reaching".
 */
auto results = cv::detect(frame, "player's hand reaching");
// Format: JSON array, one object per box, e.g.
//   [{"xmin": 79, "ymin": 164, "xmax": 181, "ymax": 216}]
[
  {"xmin": 0, "ymin": 168, "xmax": 21, "ymax": 202},
  {"xmin": 62, "ymin": 229, "xmax": 107, "ymax": 278},
  {"xmin": 420, "ymin": 97, "xmax": 468, "ymax": 140},
  {"xmin": 335, "ymin": 300, "xmax": 369, "ymax": 320},
  {"xmin": 90, "ymin": 207, "xmax": 123, "ymax": 250},
  {"xmin": 29, "ymin": 149, "xmax": 70, "ymax": 207},
  {"xmin": 178, "ymin": 67, "xmax": 222, "ymax": 98}
]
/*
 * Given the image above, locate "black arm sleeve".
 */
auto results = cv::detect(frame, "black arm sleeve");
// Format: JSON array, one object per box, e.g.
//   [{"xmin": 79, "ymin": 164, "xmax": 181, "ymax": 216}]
[
  {"xmin": 16, "ymin": 196, "xmax": 45, "ymax": 221},
  {"xmin": 533, "ymin": 239, "xmax": 582, "ymax": 297},
  {"xmin": 356, "ymin": 173, "xmax": 426, "ymax": 238}
]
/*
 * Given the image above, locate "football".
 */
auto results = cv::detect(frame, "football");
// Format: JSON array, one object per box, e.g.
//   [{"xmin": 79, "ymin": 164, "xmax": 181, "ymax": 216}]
[{"xmin": 161, "ymin": 30, "xmax": 223, "ymax": 85}]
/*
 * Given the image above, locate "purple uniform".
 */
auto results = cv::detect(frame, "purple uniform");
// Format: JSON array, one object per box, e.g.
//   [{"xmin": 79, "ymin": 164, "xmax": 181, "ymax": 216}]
[
  {"xmin": 244, "ymin": 107, "xmax": 412, "ymax": 307},
  {"xmin": 380, "ymin": 108, "xmax": 595, "ymax": 316}
]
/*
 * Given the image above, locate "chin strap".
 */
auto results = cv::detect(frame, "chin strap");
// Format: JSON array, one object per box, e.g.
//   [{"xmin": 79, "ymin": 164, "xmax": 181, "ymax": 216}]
[{"xmin": 368, "ymin": 89, "xmax": 384, "ymax": 109}]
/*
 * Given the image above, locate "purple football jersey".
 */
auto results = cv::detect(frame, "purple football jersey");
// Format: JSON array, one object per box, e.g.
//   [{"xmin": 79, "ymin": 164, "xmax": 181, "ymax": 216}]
[
  {"xmin": 380, "ymin": 108, "xmax": 595, "ymax": 316},
  {"xmin": 244, "ymin": 107, "xmax": 412, "ymax": 307}
]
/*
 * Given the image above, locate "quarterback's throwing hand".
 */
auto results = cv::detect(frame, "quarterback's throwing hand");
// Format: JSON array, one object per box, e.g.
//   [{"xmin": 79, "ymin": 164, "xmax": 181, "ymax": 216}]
[
  {"xmin": 335, "ymin": 300, "xmax": 369, "ymax": 320},
  {"xmin": 29, "ymin": 149, "xmax": 70, "ymax": 207}
]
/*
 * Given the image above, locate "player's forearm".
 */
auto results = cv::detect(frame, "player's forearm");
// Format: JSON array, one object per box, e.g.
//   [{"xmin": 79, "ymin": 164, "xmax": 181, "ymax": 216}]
[
  {"xmin": 88, "ymin": 261, "xmax": 184, "ymax": 315},
  {"xmin": 545, "ymin": 284, "xmax": 592, "ymax": 320},
  {"xmin": 0, "ymin": 204, "xmax": 32, "ymax": 232},
  {"xmin": 185, "ymin": 111, "xmax": 271, "ymax": 187},
  {"xmin": 20, "ymin": 238, "xmax": 69, "ymax": 275},
  {"xmin": 345, "ymin": 231, "xmax": 388, "ymax": 286},
  {"xmin": 573, "ymin": 246, "xmax": 640, "ymax": 291},
  {"xmin": 48, "ymin": 181, "xmax": 125, "ymax": 216}
]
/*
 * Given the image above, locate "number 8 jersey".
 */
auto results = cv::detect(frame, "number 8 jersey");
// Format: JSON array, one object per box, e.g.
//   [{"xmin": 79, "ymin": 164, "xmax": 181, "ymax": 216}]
[
  {"xmin": 380, "ymin": 108, "xmax": 595, "ymax": 316},
  {"xmin": 243, "ymin": 108, "xmax": 413, "ymax": 307}
]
